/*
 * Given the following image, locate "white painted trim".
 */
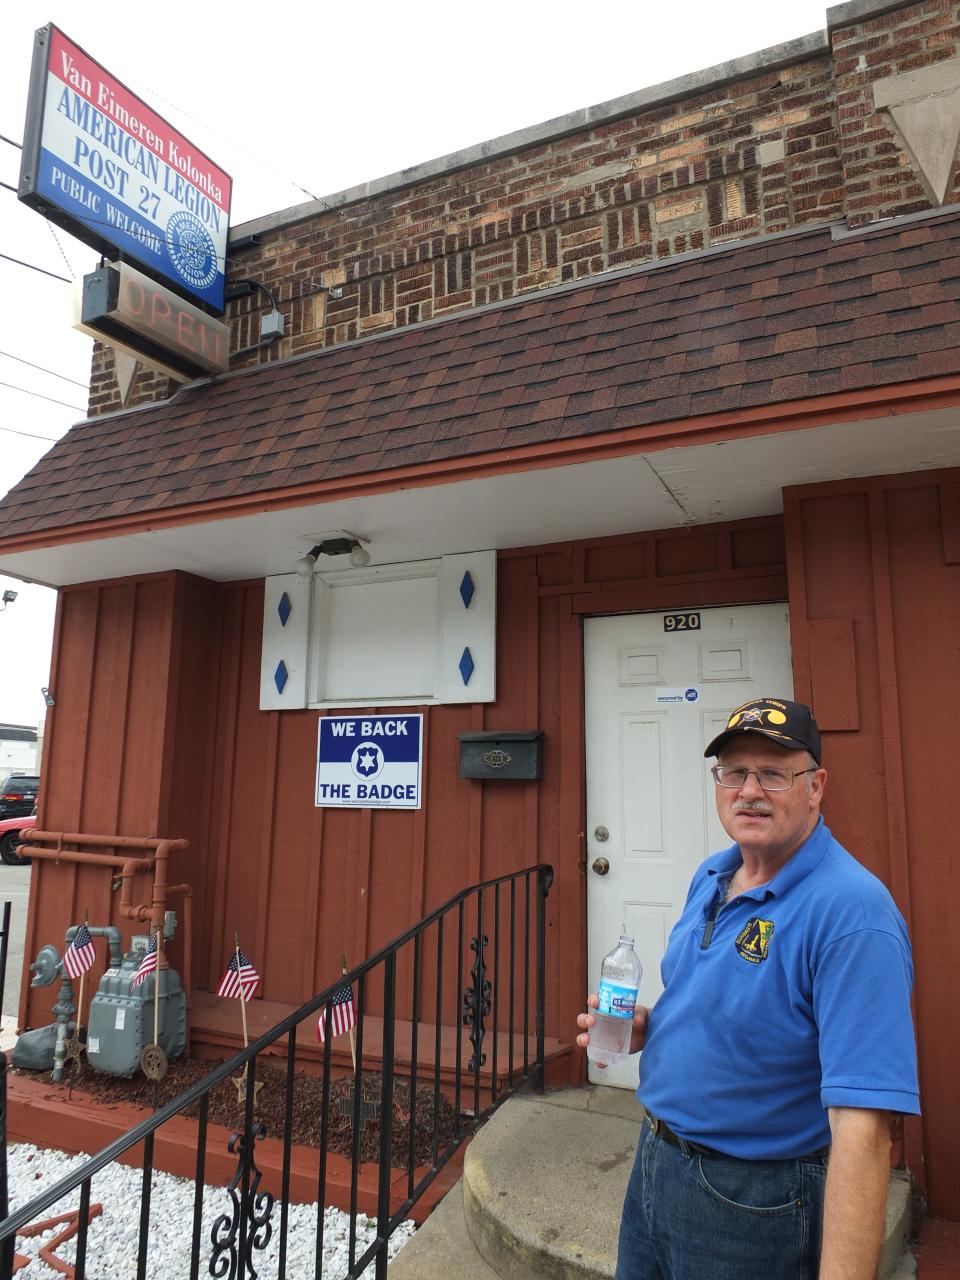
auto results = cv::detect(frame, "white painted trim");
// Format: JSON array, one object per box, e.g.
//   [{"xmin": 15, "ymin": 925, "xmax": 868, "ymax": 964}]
[
  {"xmin": 260, "ymin": 573, "xmax": 311, "ymax": 709},
  {"xmin": 264, "ymin": 551, "xmax": 498, "ymax": 710}
]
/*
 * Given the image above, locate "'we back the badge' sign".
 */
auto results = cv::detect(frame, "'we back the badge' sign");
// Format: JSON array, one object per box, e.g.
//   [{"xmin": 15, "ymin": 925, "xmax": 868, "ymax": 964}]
[
  {"xmin": 19, "ymin": 26, "xmax": 231, "ymax": 312},
  {"xmin": 316, "ymin": 715, "xmax": 423, "ymax": 810}
]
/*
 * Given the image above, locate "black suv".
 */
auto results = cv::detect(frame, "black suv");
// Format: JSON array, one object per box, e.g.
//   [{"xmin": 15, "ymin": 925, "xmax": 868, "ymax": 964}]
[{"xmin": 0, "ymin": 773, "xmax": 40, "ymax": 820}]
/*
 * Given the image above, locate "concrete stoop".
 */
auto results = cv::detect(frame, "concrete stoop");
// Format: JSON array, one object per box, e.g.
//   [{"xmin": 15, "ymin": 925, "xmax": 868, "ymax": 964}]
[{"xmin": 390, "ymin": 1086, "xmax": 916, "ymax": 1280}]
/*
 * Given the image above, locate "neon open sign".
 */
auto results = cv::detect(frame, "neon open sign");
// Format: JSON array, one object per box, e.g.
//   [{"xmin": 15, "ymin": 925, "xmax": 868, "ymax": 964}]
[{"xmin": 78, "ymin": 261, "xmax": 230, "ymax": 380}]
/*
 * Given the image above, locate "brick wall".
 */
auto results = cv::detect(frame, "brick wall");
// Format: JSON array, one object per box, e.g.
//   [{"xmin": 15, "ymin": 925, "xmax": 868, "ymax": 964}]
[
  {"xmin": 832, "ymin": 0, "xmax": 960, "ymax": 224},
  {"xmin": 86, "ymin": 0, "xmax": 959, "ymax": 416}
]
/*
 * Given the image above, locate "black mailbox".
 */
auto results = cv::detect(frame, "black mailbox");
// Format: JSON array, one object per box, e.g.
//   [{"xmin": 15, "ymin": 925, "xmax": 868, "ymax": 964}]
[{"xmin": 458, "ymin": 730, "xmax": 543, "ymax": 780}]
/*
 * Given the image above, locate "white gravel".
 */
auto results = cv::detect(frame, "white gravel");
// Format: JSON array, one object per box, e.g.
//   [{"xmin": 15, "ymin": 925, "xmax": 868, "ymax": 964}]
[{"xmin": 8, "ymin": 1142, "xmax": 416, "ymax": 1277}]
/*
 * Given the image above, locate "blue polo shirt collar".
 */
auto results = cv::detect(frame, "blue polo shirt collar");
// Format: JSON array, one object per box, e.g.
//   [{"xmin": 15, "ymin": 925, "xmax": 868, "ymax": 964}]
[{"xmin": 705, "ymin": 817, "xmax": 830, "ymax": 901}]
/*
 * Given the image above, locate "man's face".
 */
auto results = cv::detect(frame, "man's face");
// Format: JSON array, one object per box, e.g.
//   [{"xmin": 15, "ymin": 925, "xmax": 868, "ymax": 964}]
[{"xmin": 714, "ymin": 736, "xmax": 826, "ymax": 867}]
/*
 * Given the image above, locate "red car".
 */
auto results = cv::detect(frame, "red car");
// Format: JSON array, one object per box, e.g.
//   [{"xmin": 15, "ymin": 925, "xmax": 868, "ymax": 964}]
[{"xmin": 0, "ymin": 812, "xmax": 35, "ymax": 866}]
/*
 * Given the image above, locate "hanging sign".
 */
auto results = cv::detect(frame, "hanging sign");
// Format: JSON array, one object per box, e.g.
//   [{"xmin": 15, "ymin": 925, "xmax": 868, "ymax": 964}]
[
  {"xmin": 18, "ymin": 25, "xmax": 231, "ymax": 312},
  {"xmin": 76, "ymin": 261, "xmax": 230, "ymax": 380},
  {"xmin": 316, "ymin": 715, "xmax": 424, "ymax": 809}
]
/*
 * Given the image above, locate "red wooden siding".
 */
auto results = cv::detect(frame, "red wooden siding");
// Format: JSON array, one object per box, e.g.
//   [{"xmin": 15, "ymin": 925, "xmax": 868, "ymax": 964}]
[
  {"xmin": 785, "ymin": 468, "xmax": 960, "ymax": 1219},
  {"xmin": 20, "ymin": 516, "xmax": 787, "ymax": 1055}
]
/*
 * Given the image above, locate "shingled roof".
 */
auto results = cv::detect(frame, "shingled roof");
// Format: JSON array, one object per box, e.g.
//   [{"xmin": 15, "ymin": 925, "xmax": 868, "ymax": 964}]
[{"xmin": 2, "ymin": 211, "xmax": 959, "ymax": 545}]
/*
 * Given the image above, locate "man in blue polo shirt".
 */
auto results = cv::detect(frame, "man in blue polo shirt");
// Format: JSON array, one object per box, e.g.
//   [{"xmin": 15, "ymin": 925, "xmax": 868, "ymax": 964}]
[{"xmin": 577, "ymin": 697, "xmax": 919, "ymax": 1280}]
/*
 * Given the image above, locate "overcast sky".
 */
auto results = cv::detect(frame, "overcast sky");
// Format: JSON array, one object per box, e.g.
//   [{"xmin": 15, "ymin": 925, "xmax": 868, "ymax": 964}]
[{"xmin": 0, "ymin": 0, "xmax": 832, "ymax": 731}]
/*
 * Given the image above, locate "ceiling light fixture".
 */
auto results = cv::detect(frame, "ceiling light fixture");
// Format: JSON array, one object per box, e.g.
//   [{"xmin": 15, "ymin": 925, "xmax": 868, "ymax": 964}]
[{"xmin": 295, "ymin": 536, "xmax": 371, "ymax": 575}]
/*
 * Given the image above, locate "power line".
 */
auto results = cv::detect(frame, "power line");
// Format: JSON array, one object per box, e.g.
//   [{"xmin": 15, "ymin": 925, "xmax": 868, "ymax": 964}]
[
  {"xmin": 0, "ymin": 349, "xmax": 88, "ymax": 389},
  {"xmin": 0, "ymin": 252, "xmax": 72, "ymax": 284},
  {"xmin": 46, "ymin": 221, "xmax": 76, "ymax": 281},
  {"xmin": 0, "ymin": 423, "xmax": 64, "ymax": 443},
  {"xmin": 0, "ymin": 379, "xmax": 85, "ymax": 412}
]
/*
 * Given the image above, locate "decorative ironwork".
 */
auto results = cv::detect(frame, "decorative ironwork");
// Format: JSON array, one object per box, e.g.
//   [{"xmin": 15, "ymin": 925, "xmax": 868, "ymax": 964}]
[
  {"xmin": 0, "ymin": 867, "xmax": 554, "ymax": 1279},
  {"xmin": 482, "ymin": 749, "xmax": 512, "ymax": 769},
  {"xmin": 209, "ymin": 1124, "xmax": 274, "ymax": 1280},
  {"xmin": 462, "ymin": 934, "xmax": 492, "ymax": 1072}
]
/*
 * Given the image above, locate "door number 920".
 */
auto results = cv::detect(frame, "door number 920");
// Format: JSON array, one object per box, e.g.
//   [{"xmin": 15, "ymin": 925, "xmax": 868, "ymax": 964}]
[{"xmin": 663, "ymin": 613, "xmax": 701, "ymax": 632}]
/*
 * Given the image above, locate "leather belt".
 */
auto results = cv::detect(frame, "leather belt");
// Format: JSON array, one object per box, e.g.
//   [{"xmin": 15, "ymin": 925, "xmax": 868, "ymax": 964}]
[{"xmin": 645, "ymin": 1113, "xmax": 829, "ymax": 1161}]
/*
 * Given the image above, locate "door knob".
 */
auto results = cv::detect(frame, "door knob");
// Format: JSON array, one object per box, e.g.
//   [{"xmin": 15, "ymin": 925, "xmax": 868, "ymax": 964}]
[{"xmin": 592, "ymin": 857, "xmax": 610, "ymax": 876}]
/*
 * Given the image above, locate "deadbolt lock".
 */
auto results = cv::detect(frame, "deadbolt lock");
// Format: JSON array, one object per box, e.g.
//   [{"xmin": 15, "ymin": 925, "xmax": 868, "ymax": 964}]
[{"xmin": 594, "ymin": 826, "xmax": 609, "ymax": 842}]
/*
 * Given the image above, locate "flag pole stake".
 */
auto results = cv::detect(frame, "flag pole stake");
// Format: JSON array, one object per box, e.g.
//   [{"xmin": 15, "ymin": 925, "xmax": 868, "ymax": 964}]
[
  {"xmin": 340, "ymin": 952, "xmax": 357, "ymax": 1073},
  {"xmin": 153, "ymin": 924, "xmax": 162, "ymax": 1048},
  {"xmin": 235, "ymin": 933, "xmax": 249, "ymax": 1050}
]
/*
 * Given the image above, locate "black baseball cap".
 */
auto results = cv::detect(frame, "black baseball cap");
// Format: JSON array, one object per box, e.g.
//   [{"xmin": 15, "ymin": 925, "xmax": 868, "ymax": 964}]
[{"xmin": 704, "ymin": 698, "xmax": 822, "ymax": 764}]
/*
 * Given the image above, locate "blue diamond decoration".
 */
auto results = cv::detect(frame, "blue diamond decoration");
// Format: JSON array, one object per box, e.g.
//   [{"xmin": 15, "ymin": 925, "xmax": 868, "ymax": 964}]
[
  {"xmin": 458, "ymin": 647, "xmax": 475, "ymax": 686},
  {"xmin": 274, "ymin": 660, "xmax": 289, "ymax": 694},
  {"xmin": 277, "ymin": 592, "xmax": 292, "ymax": 627},
  {"xmin": 459, "ymin": 571, "xmax": 475, "ymax": 609}
]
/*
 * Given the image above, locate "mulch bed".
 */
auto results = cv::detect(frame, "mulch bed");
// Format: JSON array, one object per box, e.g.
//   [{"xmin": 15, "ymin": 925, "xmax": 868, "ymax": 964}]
[{"xmin": 14, "ymin": 1058, "xmax": 459, "ymax": 1168}]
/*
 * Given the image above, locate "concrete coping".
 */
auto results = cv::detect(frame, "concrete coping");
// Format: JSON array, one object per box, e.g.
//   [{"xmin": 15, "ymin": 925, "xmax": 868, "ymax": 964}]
[
  {"xmin": 230, "ymin": 29, "xmax": 828, "ymax": 245},
  {"xmin": 826, "ymin": 0, "xmax": 915, "ymax": 32}
]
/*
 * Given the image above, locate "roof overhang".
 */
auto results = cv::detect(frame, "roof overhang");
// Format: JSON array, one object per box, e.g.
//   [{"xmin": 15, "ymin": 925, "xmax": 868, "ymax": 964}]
[{"xmin": 2, "ymin": 392, "xmax": 958, "ymax": 588}]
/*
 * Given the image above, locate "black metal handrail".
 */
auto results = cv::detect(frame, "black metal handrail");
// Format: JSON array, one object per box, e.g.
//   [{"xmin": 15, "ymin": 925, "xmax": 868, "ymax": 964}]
[{"xmin": 0, "ymin": 864, "xmax": 554, "ymax": 1278}]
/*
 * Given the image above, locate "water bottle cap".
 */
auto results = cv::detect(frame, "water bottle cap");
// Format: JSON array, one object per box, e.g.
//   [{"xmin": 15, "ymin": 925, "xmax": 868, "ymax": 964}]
[{"xmin": 618, "ymin": 934, "xmax": 635, "ymax": 946}]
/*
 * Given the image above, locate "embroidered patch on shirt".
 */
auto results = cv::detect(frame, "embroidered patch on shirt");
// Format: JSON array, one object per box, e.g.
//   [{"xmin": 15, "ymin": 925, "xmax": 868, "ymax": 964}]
[{"xmin": 735, "ymin": 917, "xmax": 775, "ymax": 964}]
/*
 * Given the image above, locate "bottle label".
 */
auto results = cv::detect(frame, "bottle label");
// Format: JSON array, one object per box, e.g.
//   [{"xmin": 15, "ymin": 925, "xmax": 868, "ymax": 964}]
[{"xmin": 598, "ymin": 978, "xmax": 638, "ymax": 1019}]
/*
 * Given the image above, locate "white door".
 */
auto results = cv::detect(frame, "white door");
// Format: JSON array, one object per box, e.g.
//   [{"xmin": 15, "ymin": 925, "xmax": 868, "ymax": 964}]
[{"xmin": 584, "ymin": 603, "xmax": 793, "ymax": 1087}]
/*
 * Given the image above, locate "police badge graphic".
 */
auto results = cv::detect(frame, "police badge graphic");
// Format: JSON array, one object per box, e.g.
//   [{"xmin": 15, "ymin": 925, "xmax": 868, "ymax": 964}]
[
  {"xmin": 735, "ymin": 917, "xmax": 775, "ymax": 964},
  {"xmin": 165, "ymin": 210, "xmax": 218, "ymax": 291},
  {"xmin": 351, "ymin": 742, "xmax": 384, "ymax": 780}
]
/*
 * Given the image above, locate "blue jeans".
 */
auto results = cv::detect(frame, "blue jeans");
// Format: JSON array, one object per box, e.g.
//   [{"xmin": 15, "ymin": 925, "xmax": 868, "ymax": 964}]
[{"xmin": 615, "ymin": 1117, "xmax": 827, "ymax": 1280}]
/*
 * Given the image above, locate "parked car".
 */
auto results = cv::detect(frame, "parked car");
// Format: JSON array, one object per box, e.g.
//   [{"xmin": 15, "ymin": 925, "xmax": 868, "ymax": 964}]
[
  {"xmin": 0, "ymin": 811, "xmax": 34, "ymax": 866},
  {"xmin": 0, "ymin": 773, "xmax": 40, "ymax": 820}
]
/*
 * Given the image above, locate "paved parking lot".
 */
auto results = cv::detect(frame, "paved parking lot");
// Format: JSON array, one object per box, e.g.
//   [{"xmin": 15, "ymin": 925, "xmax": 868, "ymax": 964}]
[{"xmin": 1, "ymin": 863, "xmax": 31, "ymax": 1020}]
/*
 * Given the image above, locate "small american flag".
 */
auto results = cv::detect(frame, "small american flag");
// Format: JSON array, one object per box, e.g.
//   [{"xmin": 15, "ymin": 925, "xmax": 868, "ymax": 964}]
[
  {"xmin": 217, "ymin": 949, "xmax": 262, "ymax": 1001},
  {"xmin": 317, "ymin": 980, "xmax": 356, "ymax": 1043},
  {"xmin": 63, "ymin": 921, "xmax": 96, "ymax": 979},
  {"xmin": 130, "ymin": 932, "xmax": 159, "ymax": 990}
]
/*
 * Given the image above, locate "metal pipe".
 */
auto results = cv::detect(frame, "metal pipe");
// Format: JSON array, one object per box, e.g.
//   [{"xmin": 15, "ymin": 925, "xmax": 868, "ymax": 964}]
[
  {"xmin": 20, "ymin": 832, "xmax": 192, "ymax": 1036},
  {"xmin": 166, "ymin": 884, "xmax": 193, "ymax": 1036},
  {"xmin": 21, "ymin": 832, "xmax": 187, "ymax": 853},
  {"xmin": 65, "ymin": 923, "xmax": 123, "ymax": 970},
  {"xmin": 20, "ymin": 846, "xmax": 151, "ymax": 871}
]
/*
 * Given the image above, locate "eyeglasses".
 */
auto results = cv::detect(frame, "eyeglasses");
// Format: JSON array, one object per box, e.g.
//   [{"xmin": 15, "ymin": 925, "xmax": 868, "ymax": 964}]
[{"xmin": 711, "ymin": 765, "xmax": 818, "ymax": 792}]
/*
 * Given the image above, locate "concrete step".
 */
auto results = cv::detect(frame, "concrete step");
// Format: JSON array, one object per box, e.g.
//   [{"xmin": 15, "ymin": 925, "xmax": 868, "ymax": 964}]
[
  {"xmin": 389, "ymin": 1181, "xmax": 498, "ymax": 1280},
  {"xmin": 395, "ymin": 1086, "xmax": 916, "ymax": 1280}
]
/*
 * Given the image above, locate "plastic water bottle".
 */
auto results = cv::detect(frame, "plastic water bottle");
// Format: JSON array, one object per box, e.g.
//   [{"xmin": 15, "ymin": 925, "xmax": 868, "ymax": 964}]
[{"xmin": 587, "ymin": 934, "xmax": 642, "ymax": 1067}]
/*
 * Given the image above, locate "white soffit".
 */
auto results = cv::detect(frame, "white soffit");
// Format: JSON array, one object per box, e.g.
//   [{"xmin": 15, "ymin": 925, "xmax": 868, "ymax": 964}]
[{"xmin": 2, "ymin": 404, "xmax": 959, "ymax": 587}]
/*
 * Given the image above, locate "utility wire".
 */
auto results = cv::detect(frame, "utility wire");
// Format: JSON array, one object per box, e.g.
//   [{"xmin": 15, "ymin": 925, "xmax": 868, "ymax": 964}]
[
  {"xmin": 0, "ymin": 181, "xmax": 17, "ymax": 194},
  {"xmin": 0, "ymin": 349, "xmax": 88, "ymax": 389},
  {"xmin": 46, "ymin": 221, "xmax": 76, "ymax": 280},
  {"xmin": 0, "ymin": 423, "xmax": 65, "ymax": 443},
  {"xmin": 0, "ymin": 252, "xmax": 72, "ymax": 284},
  {"xmin": 0, "ymin": 379, "xmax": 85, "ymax": 412},
  {"xmin": 121, "ymin": 76, "xmax": 340, "ymax": 214},
  {"xmin": 0, "ymin": 134, "xmax": 22, "ymax": 150}
]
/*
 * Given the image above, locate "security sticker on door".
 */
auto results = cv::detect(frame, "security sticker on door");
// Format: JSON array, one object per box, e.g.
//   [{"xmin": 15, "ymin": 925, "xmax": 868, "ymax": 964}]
[
  {"xmin": 316, "ymin": 715, "xmax": 423, "ymax": 809},
  {"xmin": 655, "ymin": 687, "xmax": 700, "ymax": 704}
]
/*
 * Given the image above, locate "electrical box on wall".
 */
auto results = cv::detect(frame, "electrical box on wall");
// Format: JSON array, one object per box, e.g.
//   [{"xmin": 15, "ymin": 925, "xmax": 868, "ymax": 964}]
[{"xmin": 458, "ymin": 731, "xmax": 543, "ymax": 780}]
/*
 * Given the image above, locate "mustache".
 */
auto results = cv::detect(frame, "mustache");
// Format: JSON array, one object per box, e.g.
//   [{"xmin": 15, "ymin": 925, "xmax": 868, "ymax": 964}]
[{"xmin": 732, "ymin": 800, "xmax": 774, "ymax": 815}]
